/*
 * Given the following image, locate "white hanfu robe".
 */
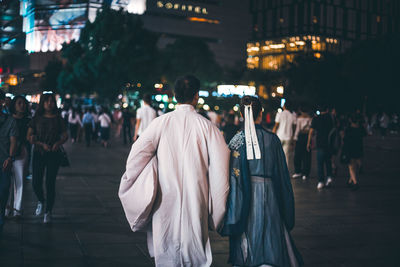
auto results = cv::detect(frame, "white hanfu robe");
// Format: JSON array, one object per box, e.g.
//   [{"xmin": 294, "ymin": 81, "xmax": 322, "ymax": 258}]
[{"xmin": 125, "ymin": 104, "xmax": 230, "ymax": 267}]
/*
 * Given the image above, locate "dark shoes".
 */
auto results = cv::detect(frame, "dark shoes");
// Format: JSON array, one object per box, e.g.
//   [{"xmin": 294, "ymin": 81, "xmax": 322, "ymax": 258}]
[{"xmin": 347, "ymin": 180, "xmax": 360, "ymax": 191}]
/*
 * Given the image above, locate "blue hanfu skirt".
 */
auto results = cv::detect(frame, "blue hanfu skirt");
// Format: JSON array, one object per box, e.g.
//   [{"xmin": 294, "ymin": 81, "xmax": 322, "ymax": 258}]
[{"xmin": 229, "ymin": 176, "xmax": 300, "ymax": 267}]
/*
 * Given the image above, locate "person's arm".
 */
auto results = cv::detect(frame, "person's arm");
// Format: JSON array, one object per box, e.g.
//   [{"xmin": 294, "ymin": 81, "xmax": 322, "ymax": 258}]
[
  {"xmin": 307, "ymin": 128, "xmax": 314, "ymax": 151},
  {"xmin": 3, "ymin": 136, "xmax": 17, "ymax": 171},
  {"xmin": 207, "ymin": 125, "xmax": 230, "ymax": 231},
  {"xmin": 52, "ymin": 118, "xmax": 69, "ymax": 151},
  {"xmin": 52, "ymin": 131, "xmax": 68, "ymax": 151},
  {"xmin": 272, "ymin": 112, "xmax": 280, "ymax": 133},
  {"xmin": 272, "ymin": 122, "xmax": 279, "ymax": 133}
]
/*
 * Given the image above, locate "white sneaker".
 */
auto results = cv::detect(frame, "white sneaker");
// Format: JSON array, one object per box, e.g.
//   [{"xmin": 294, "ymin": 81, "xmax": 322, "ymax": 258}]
[
  {"xmin": 43, "ymin": 212, "xmax": 51, "ymax": 224},
  {"xmin": 325, "ymin": 177, "xmax": 333, "ymax": 187},
  {"xmin": 35, "ymin": 202, "xmax": 43, "ymax": 216},
  {"xmin": 302, "ymin": 175, "xmax": 307, "ymax": 180},
  {"xmin": 292, "ymin": 173, "xmax": 302, "ymax": 179},
  {"xmin": 317, "ymin": 182, "xmax": 324, "ymax": 190}
]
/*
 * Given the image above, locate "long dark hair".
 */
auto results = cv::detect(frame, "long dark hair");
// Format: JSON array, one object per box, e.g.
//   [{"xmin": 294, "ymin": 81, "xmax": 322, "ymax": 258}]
[
  {"xmin": 10, "ymin": 95, "xmax": 29, "ymax": 116},
  {"xmin": 35, "ymin": 93, "xmax": 59, "ymax": 117}
]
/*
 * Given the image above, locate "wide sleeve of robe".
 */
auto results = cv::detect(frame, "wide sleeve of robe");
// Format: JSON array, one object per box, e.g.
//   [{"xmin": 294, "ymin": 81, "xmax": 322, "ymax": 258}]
[
  {"xmin": 207, "ymin": 125, "xmax": 230, "ymax": 231},
  {"xmin": 271, "ymin": 134, "xmax": 295, "ymax": 231},
  {"xmin": 125, "ymin": 119, "xmax": 161, "ymax": 181},
  {"xmin": 119, "ymin": 119, "xmax": 162, "ymax": 231}
]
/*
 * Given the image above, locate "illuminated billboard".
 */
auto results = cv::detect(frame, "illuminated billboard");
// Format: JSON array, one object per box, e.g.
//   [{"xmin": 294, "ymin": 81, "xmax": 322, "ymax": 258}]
[{"xmin": 21, "ymin": 0, "xmax": 147, "ymax": 53}]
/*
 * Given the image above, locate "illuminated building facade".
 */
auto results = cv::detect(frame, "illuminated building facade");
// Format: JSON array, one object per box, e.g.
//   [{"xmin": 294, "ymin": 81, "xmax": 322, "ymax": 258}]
[
  {"xmin": 19, "ymin": 0, "xmax": 250, "ymax": 67},
  {"xmin": 140, "ymin": 0, "xmax": 251, "ymax": 67},
  {"xmin": 248, "ymin": 0, "xmax": 400, "ymax": 70},
  {"xmin": 1, "ymin": 0, "xmax": 24, "ymax": 51},
  {"xmin": 20, "ymin": 0, "xmax": 146, "ymax": 53}
]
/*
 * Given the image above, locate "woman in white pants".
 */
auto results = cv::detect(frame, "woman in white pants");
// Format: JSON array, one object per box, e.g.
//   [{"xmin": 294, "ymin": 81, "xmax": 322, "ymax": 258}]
[{"xmin": 6, "ymin": 96, "xmax": 30, "ymax": 218}]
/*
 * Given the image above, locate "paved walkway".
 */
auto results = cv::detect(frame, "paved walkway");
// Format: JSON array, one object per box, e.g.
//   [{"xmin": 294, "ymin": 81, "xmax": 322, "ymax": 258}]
[{"xmin": 1, "ymin": 134, "xmax": 399, "ymax": 267}]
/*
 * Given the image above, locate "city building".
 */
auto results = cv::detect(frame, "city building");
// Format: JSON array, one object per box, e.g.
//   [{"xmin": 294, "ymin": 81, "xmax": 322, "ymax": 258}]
[
  {"xmin": 247, "ymin": 0, "xmax": 400, "ymax": 70},
  {"xmin": 1, "ymin": 0, "xmax": 24, "ymax": 51},
  {"xmin": 18, "ymin": 0, "xmax": 251, "ymax": 68}
]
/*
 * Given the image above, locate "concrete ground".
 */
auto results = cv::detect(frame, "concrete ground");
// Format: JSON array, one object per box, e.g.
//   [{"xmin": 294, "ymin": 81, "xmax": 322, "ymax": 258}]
[{"xmin": 1, "ymin": 133, "xmax": 399, "ymax": 267}]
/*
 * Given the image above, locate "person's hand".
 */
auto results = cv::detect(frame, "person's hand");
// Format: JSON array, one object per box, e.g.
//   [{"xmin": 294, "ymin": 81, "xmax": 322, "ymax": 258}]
[
  {"xmin": 52, "ymin": 143, "xmax": 60, "ymax": 152},
  {"xmin": 307, "ymin": 143, "xmax": 311, "ymax": 152},
  {"xmin": 42, "ymin": 143, "xmax": 51, "ymax": 152},
  {"xmin": 2, "ymin": 158, "xmax": 12, "ymax": 172}
]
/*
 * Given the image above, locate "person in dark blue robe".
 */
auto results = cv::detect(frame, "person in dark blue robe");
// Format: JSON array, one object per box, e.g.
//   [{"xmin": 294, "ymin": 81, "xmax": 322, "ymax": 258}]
[{"xmin": 219, "ymin": 96, "xmax": 303, "ymax": 267}]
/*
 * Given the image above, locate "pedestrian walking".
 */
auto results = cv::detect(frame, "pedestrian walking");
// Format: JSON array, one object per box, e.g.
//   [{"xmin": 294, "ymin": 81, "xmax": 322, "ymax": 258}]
[
  {"xmin": 273, "ymin": 103, "xmax": 296, "ymax": 164},
  {"xmin": 68, "ymin": 108, "xmax": 82, "ymax": 143},
  {"xmin": 82, "ymin": 109, "xmax": 95, "ymax": 147},
  {"xmin": 342, "ymin": 114, "xmax": 366, "ymax": 191},
  {"xmin": 292, "ymin": 106, "xmax": 312, "ymax": 180},
  {"xmin": 98, "ymin": 108, "xmax": 112, "ymax": 148},
  {"xmin": 113, "ymin": 109, "xmax": 122, "ymax": 138},
  {"xmin": 220, "ymin": 96, "xmax": 303, "ymax": 267},
  {"xmin": 27, "ymin": 93, "xmax": 68, "ymax": 223},
  {"xmin": 121, "ymin": 108, "xmax": 134, "ymax": 145},
  {"xmin": 5, "ymin": 96, "xmax": 31, "ymax": 219},
  {"xmin": 91, "ymin": 108, "xmax": 100, "ymax": 142},
  {"xmin": 134, "ymin": 94, "xmax": 156, "ymax": 142},
  {"xmin": 307, "ymin": 105, "xmax": 334, "ymax": 190},
  {"xmin": 0, "ymin": 90, "xmax": 18, "ymax": 237},
  {"xmin": 119, "ymin": 75, "xmax": 229, "ymax": 266}
]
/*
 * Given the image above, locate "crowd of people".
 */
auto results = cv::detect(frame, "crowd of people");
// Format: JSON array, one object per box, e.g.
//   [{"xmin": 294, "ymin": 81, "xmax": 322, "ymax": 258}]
[{"xmin": 1, "ymin": 78, "xmax": 399, "ymax": 266}]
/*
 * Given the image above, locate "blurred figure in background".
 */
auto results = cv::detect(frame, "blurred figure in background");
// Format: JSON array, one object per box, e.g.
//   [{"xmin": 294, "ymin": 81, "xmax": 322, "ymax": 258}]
[
  {"xmin": 68, "ymin": 108, "xmax": 82, "ymax": 144},
  {"xmin": 273, "ymin": 103, "xmax": 296, "ymax": 164},
  {"xmin": 0, "ymin": 90, "xmax": 18, "ymax": 237},
  {"xmin": 342, "ymin": 114, "xmax": 366, "ymax": 191},
  {"xmin": 292, "ymin": 106, "xmax": 312, "ymax": 180},
  {"xmin": 307, "ymin": 105, "xmax": 334, "ymax": 190},
  {"xmin": 82, "ymin": 109, "xmax": 95, "ymax": 147},
  {"xmin": 27, "ymin": 93, "xmax": 68, "ymax": 223},
  {"xmin": 91, "ymin": 108, "xmax": 100, "ymax": 143},
  {"xmin": 121, "ymin": 108, "xmax": 134, "ymax": 145},
  {"xmin": 99, "ymin": 108, "xmax": 112, "ymax": 148},
  {"xmin": 6, "ymin": 96, "xmax": 31, "ymax": 219},
  {"xmin": 134, "ymin": 94, "xmax": 156, "ymax": 142}
]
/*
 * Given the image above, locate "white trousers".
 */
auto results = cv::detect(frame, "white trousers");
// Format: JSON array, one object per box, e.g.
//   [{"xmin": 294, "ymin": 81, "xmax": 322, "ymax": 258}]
[
  {"xmin": 281, "ymin": 140, "xmax": 291, "ymax": 165},
  {"xmin": 7, "ymin": 153, "xmax": 27, "ymax": 212}
]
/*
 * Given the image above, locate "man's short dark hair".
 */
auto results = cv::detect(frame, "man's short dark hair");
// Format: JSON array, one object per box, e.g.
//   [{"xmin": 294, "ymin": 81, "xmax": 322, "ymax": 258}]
[
  {"xmin": 174, "ymin": 75, "xmax": 200, "ymax": 103},
  {"xmin": 143, "ymin": 94, "xmax": 152, "ymax": 104}
]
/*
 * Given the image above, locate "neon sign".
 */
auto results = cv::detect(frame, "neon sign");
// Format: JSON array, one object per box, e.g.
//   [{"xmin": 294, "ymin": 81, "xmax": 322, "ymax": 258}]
[{"xmin": 156, "ymin": 1, "xmax": 208, "ymax": 14}]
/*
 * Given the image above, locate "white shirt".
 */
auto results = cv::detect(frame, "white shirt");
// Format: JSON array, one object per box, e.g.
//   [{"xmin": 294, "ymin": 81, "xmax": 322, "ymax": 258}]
[
  {"xmin": 294, "ymin": 116, "xmax": 312, "ymax": 140},
  {"xmin": 136, "ymin": 104, "xmax": 156, "ymax": 135},
  {"xmin": 68, "ymin": 113, "xmax": 82, "ymax": 126},
  {"xmin": 275, "ymin": 109, "xmax": 296, "ymax": 141},
  {"xmin": 124, "ymin": 104, "xmax": 230, "ymax": 266},
  {"xmin": 98, "ymin": 113, "xmax": 111, "ymax": 128}
]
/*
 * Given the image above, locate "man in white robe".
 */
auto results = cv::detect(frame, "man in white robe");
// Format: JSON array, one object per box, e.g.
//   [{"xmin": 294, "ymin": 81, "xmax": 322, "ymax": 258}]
[{"xmin": 124, "ymin": 75, "xmax": 230, "ymax": 267}]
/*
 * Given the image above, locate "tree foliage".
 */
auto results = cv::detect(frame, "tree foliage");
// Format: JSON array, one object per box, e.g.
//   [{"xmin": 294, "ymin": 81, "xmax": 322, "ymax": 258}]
[
  {"xmin": 160, "ymin": 37, "xmax": 223, "ymax": 87},
  {"xmin": 285, "ymin": 34, "xmax": 400, "ymax": 112},
  {"xmin": 58, "ymin": 7, "xmax": 159, "ymax": 99}
]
